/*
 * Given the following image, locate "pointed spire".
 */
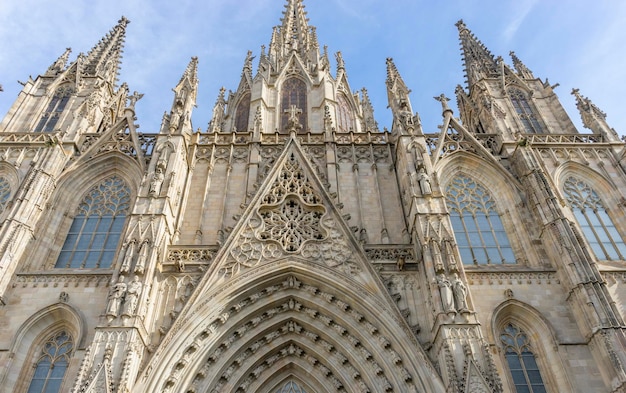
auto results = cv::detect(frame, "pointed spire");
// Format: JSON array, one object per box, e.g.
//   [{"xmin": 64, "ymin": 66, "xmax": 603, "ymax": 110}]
[
  {"xmin": 209, "ymin": 87, "xmax": 227, "ymax": 133},
  {"xmin": 46, "ymin": 47, "xmax": 72, "ymax": 75},
  {"xmin": 178, "ymin": 56, "xmax": 199, "ymax": 87},
  {"xmin": 456, "ymin": 20, "xmax": 498, "ymax": 87},
  {"xmin": 571, "ymin": 88, "xmax": 619, "ymax": 140},
  {"xmin": 386, "ymin": 58, "xmax": 415, "ymax": 135},
  {"xmin": 509, "ymin": 51, "xmax": 534, "ymax": 79},
  {"xmin": 267, "ymin": 0, "xmax": 319, "ymax": 72},
  {"xmin": 361, "ymin": 88, "xmax": 379, "ymax": 132},
  {"xmin": 83, "ymin": 17, "xmax": 129, "ymax": 84}
]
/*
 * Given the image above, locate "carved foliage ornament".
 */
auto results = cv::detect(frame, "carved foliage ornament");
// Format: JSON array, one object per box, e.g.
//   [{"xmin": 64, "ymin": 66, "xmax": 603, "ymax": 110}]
[{"xmin": 222, "ymin": 153, "xmax": 357, "ymax": 276}]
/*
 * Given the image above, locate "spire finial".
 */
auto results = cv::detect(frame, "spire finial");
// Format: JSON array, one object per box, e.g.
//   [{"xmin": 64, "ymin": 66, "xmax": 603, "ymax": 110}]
[
  {"xmin": 83, "ymin": 17, "xmax": 130, "ymax": 84},
  {"xmin": 456, "ymin": 20, "xmax": 498, "ymax": 87}
]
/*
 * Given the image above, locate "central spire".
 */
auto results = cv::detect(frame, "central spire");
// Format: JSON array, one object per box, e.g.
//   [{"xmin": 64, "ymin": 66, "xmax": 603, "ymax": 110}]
[{"xmin": 267, "ymin": 0, "xmax": 320, "ymax": 72}]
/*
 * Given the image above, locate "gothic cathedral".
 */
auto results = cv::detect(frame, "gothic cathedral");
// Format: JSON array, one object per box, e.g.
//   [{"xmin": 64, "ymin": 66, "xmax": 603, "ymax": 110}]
[{"xmin": 0, "ymin": 1, "xmax": 625, "ymax": 392}]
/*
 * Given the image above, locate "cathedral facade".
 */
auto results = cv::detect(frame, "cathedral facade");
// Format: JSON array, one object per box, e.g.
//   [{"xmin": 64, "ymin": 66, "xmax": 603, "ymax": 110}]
[{"xmin": 0, "ymin": 1, "xmax": 625, "ymax": 392}]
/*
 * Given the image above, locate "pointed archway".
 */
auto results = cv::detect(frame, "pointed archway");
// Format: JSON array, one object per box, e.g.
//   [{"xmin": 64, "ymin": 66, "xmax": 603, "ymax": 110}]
[{"xmin": 134, "ymin": 138, "xmax": 445, "ymax": 393}]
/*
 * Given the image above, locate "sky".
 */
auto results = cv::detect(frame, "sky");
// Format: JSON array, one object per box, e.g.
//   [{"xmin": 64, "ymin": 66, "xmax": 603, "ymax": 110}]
[{"xmin": 1, "ymin": 0, "xmax": 625, "ymax": 137}]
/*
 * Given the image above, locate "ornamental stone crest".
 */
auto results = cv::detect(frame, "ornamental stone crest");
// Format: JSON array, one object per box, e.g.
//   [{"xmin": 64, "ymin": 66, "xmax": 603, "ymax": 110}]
[{"xmin": 220, "ymin": 148, "xmax": 358, "ymax": 276}]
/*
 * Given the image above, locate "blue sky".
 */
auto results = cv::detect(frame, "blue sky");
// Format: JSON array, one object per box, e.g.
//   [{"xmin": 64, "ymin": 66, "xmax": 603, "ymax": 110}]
[{"xmin": 1, "ymin": 0, "xmax": 625, "ymax": 136}]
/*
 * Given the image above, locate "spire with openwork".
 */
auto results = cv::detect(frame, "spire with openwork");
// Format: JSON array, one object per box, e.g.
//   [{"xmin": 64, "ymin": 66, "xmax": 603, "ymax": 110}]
[
  {"xmin": 456, "ymin": 20, "xmax": 499, "ymax": 87},
  {"xmin": 82, "ymin": 17, "xmax": 129, "ymax": 84},
  {"xmin": 167, "ymin": 57, "xmax": 198, "ymax": 134},
  {"xmin": 267, "ymin": 0, "xmax": 320, "ymax": 72},
  {"xmin": 386, "ymin": 58, "xmax": 416, "ymax": 134}
]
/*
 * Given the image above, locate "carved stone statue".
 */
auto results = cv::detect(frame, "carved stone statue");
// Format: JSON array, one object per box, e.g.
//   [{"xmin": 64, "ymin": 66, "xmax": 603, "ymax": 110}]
[
  {"xmin": 106, "ymin": 275, "xmax": 127, "ymax": 320},
  {"xmin": 134, "ymin": 240, "xmax": 149, "ymax": 274},
  {"xmin": 120, "ymin": 239, "xmax": 136, "ymax": 273},
  {"xmin": 122, "ymin": 276, "xmax": 143, "ymax": 317},
  {"xmin": 127, "ymin": 91, "xmax": 143, "ymax": 110},
  {"xmin": 436, "ymin": 274, "xmax": 455, "ymax": 313},
  {"xmin": 149, "ymin": 167, "xmax": 164, "ymax": 197},
  {"xmin": 417, "ymin": 167, "xmax": 432, "ymax": 195},
  {"xmin": 452, "ymin": 273, "xmax": 469, "ymax": 312}
]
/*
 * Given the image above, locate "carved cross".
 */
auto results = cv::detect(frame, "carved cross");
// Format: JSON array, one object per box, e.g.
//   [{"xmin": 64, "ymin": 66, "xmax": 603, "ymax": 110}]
[{"xmin": 284, "ymin": 105, "xmax": 302, "ymax": 123}]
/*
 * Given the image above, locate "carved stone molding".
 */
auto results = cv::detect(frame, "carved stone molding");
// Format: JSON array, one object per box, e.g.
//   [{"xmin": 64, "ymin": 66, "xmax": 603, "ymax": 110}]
[
  {"xmin": 465, "ymin": 271, "xmax": 559, "ymax": 285},
  {"xmin": 14, "ymin": 273, "xmax": 111, "ymax": 288}
]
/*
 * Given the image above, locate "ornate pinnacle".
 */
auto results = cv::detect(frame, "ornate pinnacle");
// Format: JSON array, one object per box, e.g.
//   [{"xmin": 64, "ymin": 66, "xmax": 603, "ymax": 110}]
[
  {"xmin": 509, "ymin": 51, "xmax": 534, "ymax": 78},
  {"xmin": 46, "ymin": 47, "xmax": 72, "ymax": 75},
  {"xmin": 456, "ymin": 20, "xmax": 498, "ymax": 86}
]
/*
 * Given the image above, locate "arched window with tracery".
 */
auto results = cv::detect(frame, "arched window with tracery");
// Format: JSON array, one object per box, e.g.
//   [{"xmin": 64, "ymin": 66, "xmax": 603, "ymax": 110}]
[
  {"xmin": 34, "ymin": 86, "xmax": 73, "ymax": 132},
  {"xmin": 0, "ymin": 176, "xmax": 12, "ymax": 214},
  {"xmin": 55, "ymin": 176, "xmax": 130, "ymax": 269},
  {"xmin": 234, "ymin": 93, "xmax": 251, "ymax": 132},
  {"xmin": 275, "ymin": 381, "xmax": 307, "ymax": 393},
  {"xmin": 280, "ymin": 78, "xmax": 307, "ymax": 132},
  {"xmin": 336, "ymin": 93, "xmax": 354, "ymax": 132},
  {"xmin": 563, "ymin": 176, "xmax": 626, "ymax": 260},
  {"xmin": 508, "ymin": 88, "xmax": 543, "ymax": 134},
  {"xmin": 445, "ymin": 175, "xmax": 515, "ymax": 264},
  {"xmin": 500, "ymin": 323, "xmax": 547, "ymax": 393},
  {"xmin": 26, "ymin": 330, "xmax": 74, "ymax": 393}
]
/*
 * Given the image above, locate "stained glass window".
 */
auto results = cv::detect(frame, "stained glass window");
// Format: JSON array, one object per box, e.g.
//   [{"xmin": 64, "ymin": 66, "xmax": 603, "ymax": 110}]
[
  {"xmin": 281, "ymin": 78, "xmax": 307, "ymax": 132},
  {"xmin": 0, "ymin": 176, "xmax": 11, "ymax": 214},
  {"xmin": 336, "ymin": 93, "xmax": 354, "ymax": 132},
  {"xmin": 235, "ymin": 93, "xmax": 251, "ymax": 132},
  {"xmin": 508, "ymin": 88, "xmax": 543, "ymax": 134},
  {"xmin": 34, "ymin": 87, "xmax": 73, "ymax": 132},
  {"xmin": 55, "ymin": 176, "xmax": 130, "ymax": 269},
  {"xmin": 275, "ymin": 381, "xmax": 307, "ymax": 393},
  {"xmin": 26, "ymin": 331, "xmax": 73, "ymax": 393},
  {"xmin": 563, "ymin": 176, "xmax": 626, "ymax": 260},
  {"xmin": 446, "ymin": 175, "xmax": 515, "ymax": 264},
  {"xmin": 500, "ymin": 324, "xmax": 547, "ymax": 393}
]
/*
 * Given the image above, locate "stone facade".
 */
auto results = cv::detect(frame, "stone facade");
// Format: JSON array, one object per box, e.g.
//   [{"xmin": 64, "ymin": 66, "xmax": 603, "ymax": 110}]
[{"xmin": 0, "ymin": 1, "xmax": 625, "ymax": 392}]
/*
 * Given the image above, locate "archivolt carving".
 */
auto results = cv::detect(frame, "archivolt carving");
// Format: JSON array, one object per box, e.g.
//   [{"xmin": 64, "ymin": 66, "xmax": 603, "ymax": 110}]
[{"xmin": 159, "ymin": 275, "xmax": 418, "ymax": 392}]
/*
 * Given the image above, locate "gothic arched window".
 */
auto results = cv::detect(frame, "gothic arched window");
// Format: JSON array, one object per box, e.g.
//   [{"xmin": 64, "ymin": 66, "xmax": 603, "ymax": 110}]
[
  {"xmin": 336, "ymin": 93, "xmax": 354, "ymax": 132},
  {"xmin": 445, "ymin": 175, "xmax": 515, "ymax": 264},
  {"xmin": 26, "ymin": 330, "xmax": 74, "ymax": 393},
  {"xmin": 0, "ymin": 176, "xmax": 12, "ymax": 214},
  {"xmin": 275, "ymin": 381, "xmax": 307, "ymax": 393},
  {"xmin": 508, "ymin": 88, "xmax": 543, "ymax": 134},
  {"xmin": 500, "ymin": 323, "xmax": 547, "ymax": 393},
  {"xmin": 563, "ymin": 176, "xmax": 626, "ymax": 260},
  {"xmin": 280, "ymin": 78, "xmax": 307, "ymax": 132},
  {"xmin": 55, "ymin": 176, "xmax": 130, "ymax": 269},
  {"xmin": 34, "ymin": 87, "xmax": 73, "ymax": 132},
  {"xmin": 234, "ymin": 93, "xmax": 251, "ymax": 132}
]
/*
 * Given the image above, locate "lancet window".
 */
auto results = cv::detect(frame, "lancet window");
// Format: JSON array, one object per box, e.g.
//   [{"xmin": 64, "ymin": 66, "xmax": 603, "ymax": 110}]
[
  {"xmin": 26, "ymin": 331, "xmax": 74, "ymax": 393},
  {"xmin": 234, "ymin": 93, "xmax": 251, "ymax": 132},
  {"xmin": 563, "ymin": 176, "xmax": 626, "ymax": 260},
  {"xmin": 508, "ymin": 88, "xmax": 543, "ymax": 134},
  {"xmin": 55, "ymin": 176, "xmax": 130, "ymax": 269},
  {"xmin": 280, "ymin": 78, "xmax": 307, "ymax": 132},
  {"xmin": 445, "ymin": 175, "xmax": 515, "ymax": 264},
  {"xmin": 336, "ymin": 93, "xmax": 354, "ymax": 132},
  {"xmin": 500, "ymin": 323, "xmax": 547, "ymax": 393},
  {"xmin": 34, "ymin": 86, "xmax": 73, "ymax": 132}
]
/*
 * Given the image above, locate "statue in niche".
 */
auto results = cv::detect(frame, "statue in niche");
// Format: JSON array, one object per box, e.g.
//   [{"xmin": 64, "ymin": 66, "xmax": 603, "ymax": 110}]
[
  {"xmin": 122, "ymin": 276, "xmax": 143, "ymax": 317},
  {"xmin": 397, "ymin": 100, "xmax": 414, "ymax": 132},
  {"xmin": 169, "ymin": 105, "xmax": 182, "ymax": 133},
  {"xmin": 134, "ymin": 240, "xmax": 149, "ymax": 274},
  {"xmin": 452, "ymin": 273, "xmax": 469, "ymax": 312},
  {"xmin": 417, "ymin": 166, "xmax": 432, "ymax": 195},
  {"xmin": 149, "ymin": 167, "xmax": 164, "ymax": 197},
  {"xmin": 436, "ymin": 274, "xmax": 455, "ymax": 313},
  {"xmin": 106, "ymin": 275, "xmax": 127, "ymax": 320},
  {"xmin": 120, "ymin": 239, "xmax": 136, "ymax": 273}
]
